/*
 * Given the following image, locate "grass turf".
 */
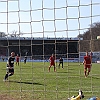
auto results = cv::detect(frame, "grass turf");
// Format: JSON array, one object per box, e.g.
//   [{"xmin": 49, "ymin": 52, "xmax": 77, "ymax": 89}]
[{"xmin": 0, "ymin": 62, "xmax": 100, "ymax": 100}]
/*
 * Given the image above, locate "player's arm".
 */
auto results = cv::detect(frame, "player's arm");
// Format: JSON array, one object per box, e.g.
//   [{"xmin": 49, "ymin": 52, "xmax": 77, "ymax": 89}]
[
  {"xmin": 83, "ymin": 56, "xmax": 86, "ymax": 65},
  {"xmin": 7, "ymin": 58, "xmax": 12, "ymax": 69},
  {"xmin": 82, "ymin": 59, "xmax": 85, "ymax": 65},
  {"xmin": 49, "ymin": 57, "xmax": 51, "ymax": 62},
  {"xmin": 8, "ymin": 62, "xmax": 12, "ymax": 69}
]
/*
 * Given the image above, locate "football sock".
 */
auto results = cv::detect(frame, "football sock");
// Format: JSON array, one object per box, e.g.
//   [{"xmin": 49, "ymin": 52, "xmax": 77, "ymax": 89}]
[
  {"xmin": 5, "ymin": 74, "xmax": 8, "ymax": 80},
  {"xmin": 87, "ymin": 71, "xmax": 89, "ymax": 76},
  {"xmin": 84, "ymin": 71, "xmax": 87, "ymax": 76}
]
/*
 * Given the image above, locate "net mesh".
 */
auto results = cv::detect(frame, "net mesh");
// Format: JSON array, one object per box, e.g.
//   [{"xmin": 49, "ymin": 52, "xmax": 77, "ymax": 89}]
[{"xmin": 0, "ymin": 0, "xmax": 100, "ymax": 100}]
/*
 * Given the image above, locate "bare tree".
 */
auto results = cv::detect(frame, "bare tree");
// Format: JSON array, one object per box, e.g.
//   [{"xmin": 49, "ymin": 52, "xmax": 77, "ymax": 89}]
[
  {"xmin": 77, "ymin": 22, "xmax": 100, "ymax": 40},
  {"xmin": 83, "ymin": 22, "xmax": 100, "ymax": 40},
  {"xmin": 0, "ymin": 32, "xmax": 7, "ymax": 37},
  {"xmin": 9, "ymin": 30, "xmax": 23, "ymax": 37},
  {"xmin": 77, "ymin": 34, "xmax": 84, "ymax": 38}
]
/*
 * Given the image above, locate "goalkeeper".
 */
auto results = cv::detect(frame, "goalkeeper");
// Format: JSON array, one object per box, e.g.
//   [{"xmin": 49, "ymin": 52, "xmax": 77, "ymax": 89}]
[
  {"xmin": 68, "ymin": 90, "xmax": 84, "ymax": 100},
  {"xmin": 68, "ymin": 90, "xmax": 100, "ymax": 100}
]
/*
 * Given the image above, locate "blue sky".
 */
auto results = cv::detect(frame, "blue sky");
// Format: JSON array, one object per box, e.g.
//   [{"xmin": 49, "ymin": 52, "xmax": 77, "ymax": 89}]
[{"xmin": 0, "ymin": 0, "xmax": 100, "ymax": 38}]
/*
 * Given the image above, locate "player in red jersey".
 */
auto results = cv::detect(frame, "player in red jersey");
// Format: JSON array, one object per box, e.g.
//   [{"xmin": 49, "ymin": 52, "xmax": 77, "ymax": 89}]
[
  {"xmin": 83, "ymin": 52, "xmax": 92, "ymax": 77},
  {"xmin": 16, "ymin": 54, "xmax": 20, "ymax": 66},
  {"xmin": 48, "ymin": 54, "xmax": 56, "ymax": 72}
]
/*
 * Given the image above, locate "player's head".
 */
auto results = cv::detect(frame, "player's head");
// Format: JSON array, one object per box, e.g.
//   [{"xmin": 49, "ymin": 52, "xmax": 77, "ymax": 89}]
[
  {"xmin": 52, "ymin": 54, "xmax": 54, "ymax": 57},
  {"xmin": 86, "ymin": 51, "xmax": 89, "ymax": 56},
  {"xmin": 11, "ymin": 52, "xmax": 15, "ymax": 57}
]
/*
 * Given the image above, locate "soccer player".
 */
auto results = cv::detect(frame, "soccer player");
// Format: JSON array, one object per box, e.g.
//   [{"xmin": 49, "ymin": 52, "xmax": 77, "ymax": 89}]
[
  {"xmin": 48, "ymin": 54, "xmax": 56, "ymax": 72},
  {"xmin": 68, "ymin": 90, "xmax": 100, "ymax": 100},
  {"xmin": 58, "ymin": 57, "xmax": 63, "ymax": 68},
  {"xmin": 68, "ymin": 90, "xmax": 84, "ymax": 100},
  {"xmin": 83, "ymin": 52, "xmax": 92, "ymax": 78},
  {"xmin": 16, "ymin": 54, "xmax": 20, "ymax": 66},
  {"xmin": 2, "ymin": 57, "xmax": 5, "ymax": 61},
  {"xmin": 24, "ymin": 56, "xmax": 27, "ymax": 64},
  {"xmin": 88, "ymin": 97, "xmax": 100, "ymax": 100},
  {"xmin": 3, "ymin": 52, "xmax": 15, "ymax": 81}
]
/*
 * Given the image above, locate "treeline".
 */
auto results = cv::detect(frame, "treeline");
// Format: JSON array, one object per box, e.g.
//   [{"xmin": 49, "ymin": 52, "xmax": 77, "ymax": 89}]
[{"xmin": 78, "ymin": 22, "xmax": 100, "ymax": 52}]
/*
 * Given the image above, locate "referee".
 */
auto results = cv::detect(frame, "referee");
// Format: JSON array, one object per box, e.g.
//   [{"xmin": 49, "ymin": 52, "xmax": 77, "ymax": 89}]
[{"xmin": 3, "ymin": 52, "xmax": 15, "ymax": 81}]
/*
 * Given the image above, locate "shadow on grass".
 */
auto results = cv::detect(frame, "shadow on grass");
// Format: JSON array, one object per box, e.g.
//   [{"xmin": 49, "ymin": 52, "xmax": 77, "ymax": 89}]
[
  {"xmin": 57, "ymin": 69, "xmax": 73, "ymax": 73},
  {"xmin": 9, "ymin": 80, "xmax": 44, "ymax": 85},
  {"xmin": 91, "ymin": 76, "xmax": 100, "ymax": 79},
  {"xmin": 57, "ymin": 71, "xmax": 68, "ymax": 73}
]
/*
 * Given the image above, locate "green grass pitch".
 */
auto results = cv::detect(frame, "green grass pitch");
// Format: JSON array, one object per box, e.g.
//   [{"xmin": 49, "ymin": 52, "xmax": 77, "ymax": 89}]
[{"xmin": 0, "ymin": 62, "xmax": 100, "ymax": 100}]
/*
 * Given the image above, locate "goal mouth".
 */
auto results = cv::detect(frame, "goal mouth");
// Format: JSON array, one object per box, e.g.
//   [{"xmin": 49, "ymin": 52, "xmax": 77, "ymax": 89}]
[{"xmin": 0, "ymin": 0, "xmax": 100, "ymax": 99}]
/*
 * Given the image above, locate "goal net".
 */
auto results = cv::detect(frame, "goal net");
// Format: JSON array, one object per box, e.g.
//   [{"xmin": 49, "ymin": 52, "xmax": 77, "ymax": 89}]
[{"xmin": 0, "ymin": 0, "xmax": 100, "ymax": 100}]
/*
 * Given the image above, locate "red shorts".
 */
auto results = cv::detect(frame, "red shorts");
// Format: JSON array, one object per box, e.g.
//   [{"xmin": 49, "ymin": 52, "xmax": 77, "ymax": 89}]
[
  {"xmin": 50, "ymin": 62, "xmax": 55, "ymax": 66},
  {"xmin": 84, "ymin": 65, "xmax": 91, "ymax": 69}
]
